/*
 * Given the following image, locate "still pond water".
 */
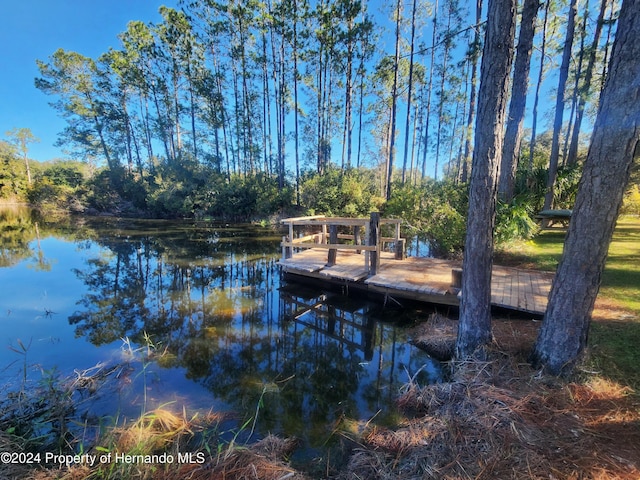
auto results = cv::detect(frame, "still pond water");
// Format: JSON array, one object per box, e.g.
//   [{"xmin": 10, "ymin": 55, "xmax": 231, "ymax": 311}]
[{"xmin": 0, "ymin": 206, "xmax": 441, "ymax": 460}]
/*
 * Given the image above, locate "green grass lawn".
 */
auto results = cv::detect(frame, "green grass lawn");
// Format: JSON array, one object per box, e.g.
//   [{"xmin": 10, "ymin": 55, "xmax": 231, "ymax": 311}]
[{"xmin": 503, "ymin": 216, "xmax": 640, "ymax": 389}]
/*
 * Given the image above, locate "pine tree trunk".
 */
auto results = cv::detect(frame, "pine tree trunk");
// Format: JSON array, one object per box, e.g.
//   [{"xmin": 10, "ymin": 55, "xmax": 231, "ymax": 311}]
[
  {"xmin": 532, "ymin": 0, "xmax": 640, "ymax": 374},
  {"xmin": 456, "ymin": 0, "xmax": 516, "ymax": 359},
  {"xmin": 420, "ymin": 0, "xmax": 438, "ymax": 179},
  {"xmin": 499, "ymin": 0, "xmax": 539, "ymax": 202},
  {"xmin": 402, "ymin": 0, "xmax": 418, "ymax": 183},
  {"xmin": 386, "ymin": 0, "xmax": 402, "ymax": 200},
  {"xmin": 543, "ymin": 0, "xmax": 578, "ymax": 213},
  {"xmin": 461, "ymin": 0, "xmax": 482, "ymax": 184},
  {"xmin": 529, "ymin": 0, "xmax": 551, "ymax": 171},
  {"xmin": 434, "ymin": 6, "xmax": 453, "ymax": 181},
  {"xmin": 293, "ymin": 0, "xmax": 301, "ymax": 205},
  {"xmin": 567, "ymin": 0, "xmax": 608, "ymax": 165}
]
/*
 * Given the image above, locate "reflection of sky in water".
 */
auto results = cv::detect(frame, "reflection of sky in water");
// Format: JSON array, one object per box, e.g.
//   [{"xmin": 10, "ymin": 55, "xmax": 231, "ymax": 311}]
[
  {"xmin": 0, "ymin": 238, "xmax": 121, "ymax": 375},
  {"xmin": 0, "ymin": 215, "xmax": 442, "ymax": 453}
]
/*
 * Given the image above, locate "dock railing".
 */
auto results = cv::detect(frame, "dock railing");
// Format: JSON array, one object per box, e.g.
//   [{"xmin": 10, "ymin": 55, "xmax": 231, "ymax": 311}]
[{"xmin": 280, "ymin": 212, "xmax": 404, "ymax": 275}]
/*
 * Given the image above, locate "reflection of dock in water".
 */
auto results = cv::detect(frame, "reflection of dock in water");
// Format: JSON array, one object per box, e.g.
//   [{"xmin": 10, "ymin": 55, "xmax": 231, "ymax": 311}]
[
  {"xmin": 279, "ymin": 284, "xmax": 376, "ymax": 360},
  {"xmin": 276, "ymin": 283, "xmax": 443, "ymax": 431},
  {"xmin": 280, "ymin": 285, "xmax": 375, "ymax": 360}
]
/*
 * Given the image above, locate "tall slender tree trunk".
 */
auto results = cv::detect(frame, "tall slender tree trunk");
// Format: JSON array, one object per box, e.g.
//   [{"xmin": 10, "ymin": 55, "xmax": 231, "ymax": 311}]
[
  {"xmin": 261, "ymin": 29, "xmax": 271, "ymax": 174},
  {"xmin": 356, "ymin": 4, "xmax": 369, "ymax": 169},
  {"xmin": 357, "ymin": 61, "xmax": 365, "ymax": 168},
  {"xmin": 543, "ymin": 0, "xmax": 578, "ymax": 213},
  {"xmin": 239, "ymin": 15, "xmax": 255, "ymax": 173},
  {"xmin": 529, "ymin": 0, "xmax": 551, "ymax": 171},
  {"xmin": 386, "ymin": 0, "xmax": 402, "ymax": 200},
  {"xmin": 293, "ymin": 0, "xmax": 301, "ymax": 205},
  {"xmin": 532, "ymin": 0, "xmax": 640, "ymax": 375},
  {"xmin": 461, "ymin": 0, "xmax": 483, "ymax": 184},
  {"xmin": 456, "ymin": 58, "xmax": 470, "ymax": 183},
  {"xmin": 316, "ymin": 36, "xmax": 325, "ymax": 173},
  {"xmin": 456, "ymin": 0, "xmax": 516, "ymax": 359},
  {"xmin": 342, "ymin": 10, "xmax": 355, "ymax": 171},
  {"xmin": 140, "ymin": 94, "xmax": 154, "ymax": 163},
  {"xmin": 421, "ymin": 0, "xmax": 439, "ymax": 179},
  {"xmin": 409, "ymin": 103, "xmax": 420, "ymax": 182},
  {"xmin": 402, "ymin": 0, "xmax": 418, "ymax": 183},
  {"xmin": 567, "ymin": 0, "xmax": 608, "ymax": 165},
  {"xmin": 434, "ymin": 6, "xmax": 454, "ymax": 181},
  {"xmin": 186, "ymin": 63, "xmax": 198, "ymax": 163},
  {"xmin": 563, "ymin": 0, "xmax": 589, "ymax": 165},
  {"xmin": 278, "ymin": 25, "xmax": 286, "ymax": 185},
  {"xmin": 213, "ymin": 57, "xmax": 232, "ymax": 179},
  {"xmin": 499, "ymin": 0, "xmax": 539, "ymax": 201},
  {"xmin": 599, "ymin": 0, "xmax": 615, "ymax": 94}
]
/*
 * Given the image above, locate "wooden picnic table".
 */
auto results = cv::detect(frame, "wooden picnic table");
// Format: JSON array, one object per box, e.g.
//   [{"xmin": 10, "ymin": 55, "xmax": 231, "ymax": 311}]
[{"xmin": 535, "ymin": 209, "xmax": 572, "ymax": 227}]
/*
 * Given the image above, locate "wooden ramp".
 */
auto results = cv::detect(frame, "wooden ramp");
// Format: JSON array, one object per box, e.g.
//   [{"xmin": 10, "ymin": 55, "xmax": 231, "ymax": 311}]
[{"xmin": 279, "ymin": 249, "xmax": 554, "ymax": 315}]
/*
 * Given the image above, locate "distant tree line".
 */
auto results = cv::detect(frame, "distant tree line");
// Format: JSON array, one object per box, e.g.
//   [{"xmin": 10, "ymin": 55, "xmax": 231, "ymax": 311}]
[{"xmin": 28, "ymin": 0, "xmax": 625, "ymax": 203}]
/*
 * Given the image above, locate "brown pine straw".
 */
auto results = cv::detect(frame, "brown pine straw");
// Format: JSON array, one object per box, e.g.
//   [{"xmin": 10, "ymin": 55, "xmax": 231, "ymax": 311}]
[
  {"xmin": 334, "ymin": 318, "xmax": 640, "ymax": 480},
  {"xmin": 155, "ymin": 436, "xmax": 309, "ymax": 480}
]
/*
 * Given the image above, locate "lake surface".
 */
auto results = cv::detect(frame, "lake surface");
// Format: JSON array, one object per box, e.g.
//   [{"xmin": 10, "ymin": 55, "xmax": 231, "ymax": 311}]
[{"xmin": 0, "ymin": 206, "xmax": 441, "ymax": 462}]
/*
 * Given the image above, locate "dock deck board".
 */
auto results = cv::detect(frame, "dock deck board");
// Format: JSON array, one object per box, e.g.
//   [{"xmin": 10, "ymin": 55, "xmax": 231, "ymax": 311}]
[{"xmin": 280, "ymin": 249, "xmax": 554, "ymax": 315}]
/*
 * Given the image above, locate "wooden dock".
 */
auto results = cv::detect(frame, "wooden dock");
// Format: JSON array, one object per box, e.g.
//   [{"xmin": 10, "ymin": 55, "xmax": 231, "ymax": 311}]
[{"xmin": 278, "ymin": 215, "xmax": 554, "ymax": 315}]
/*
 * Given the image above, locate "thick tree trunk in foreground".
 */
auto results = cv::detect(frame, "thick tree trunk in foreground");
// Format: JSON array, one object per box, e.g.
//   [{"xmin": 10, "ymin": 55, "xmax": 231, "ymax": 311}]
[
  {"xmin": 456, "ymin": 0, "xmax": 516, "ymax": 359},
  {"xmin": 532, "ymin": 0, "xmax": 640, "ymax": 375}
]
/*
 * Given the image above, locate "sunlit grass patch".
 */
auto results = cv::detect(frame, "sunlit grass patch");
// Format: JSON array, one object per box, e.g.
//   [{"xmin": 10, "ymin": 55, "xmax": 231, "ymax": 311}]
[
  {"xmin": 112, "ymin": 407, "xmax": 195, "ymax": 454},
  {"xmin": 497, "ymin": 216, "xmax": 640, "ymax": 391}
]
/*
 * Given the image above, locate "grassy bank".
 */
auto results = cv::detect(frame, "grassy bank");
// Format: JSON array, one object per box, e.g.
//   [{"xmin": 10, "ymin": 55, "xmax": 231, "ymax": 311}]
[{"xmin": 499, "ymin": 216, "xmax": 640, "ymax": 390}]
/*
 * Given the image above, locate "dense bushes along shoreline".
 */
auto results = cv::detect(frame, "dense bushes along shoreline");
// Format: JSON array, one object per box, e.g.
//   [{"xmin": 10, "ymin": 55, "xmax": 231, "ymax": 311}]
[{"xmin": 3, "ymin": 155, "xmax": 613, "ymax": 256}]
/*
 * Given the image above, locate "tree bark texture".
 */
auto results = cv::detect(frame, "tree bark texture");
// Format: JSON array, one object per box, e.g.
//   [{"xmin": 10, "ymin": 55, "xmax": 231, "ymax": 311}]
[
  {"xmin": 456, "ymin": 0, "xmax": 516, "ymax": 359},
  {"xmin": 532, "ymin": 0, "xmax": 640, "ymax": 375}
]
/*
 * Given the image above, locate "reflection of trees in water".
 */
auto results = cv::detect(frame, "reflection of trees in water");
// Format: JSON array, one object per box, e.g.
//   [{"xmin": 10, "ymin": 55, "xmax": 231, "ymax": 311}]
[
  {"xmin": 0, "ymin": 207, "xmax": 35, "ymax": 268},
  {"xmin": 69, "ymin": 227, "xmax": 280, "ymax": 347},
  {"xmin": 67, "ymin": 222, "xmax": 438, "ymax": 443},
  {"xmin": 0, "ymin": 206, "xmax": 97, "ymax": 269},
  {"xmin": 0, "ymin": 207, "xmax": 49, "ymax": 268}
]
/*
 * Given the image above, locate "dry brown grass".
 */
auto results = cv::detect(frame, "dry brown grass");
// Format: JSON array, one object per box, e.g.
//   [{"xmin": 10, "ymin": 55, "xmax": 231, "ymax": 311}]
[
  {"xmin": 336, "ymin": 316, "xmax": 640, "ymax": 480},
  {"xmin": 155, "ymin": 435, "xmax": 309, "ymax": 480},
  {"xmin": 114, "ymin": 408, "xmax": 196, "ymax": 454}
]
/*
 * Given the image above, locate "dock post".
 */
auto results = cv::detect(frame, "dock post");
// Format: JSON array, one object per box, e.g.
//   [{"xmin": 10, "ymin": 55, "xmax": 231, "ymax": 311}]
[
  {"xmin": 450, "ymin": 267, "xmax": 463, "ymax": 294},
  {"xmin": 327, "ymin": 224, "xmax": 338, "ymax": 266},
  {"xmin": 364, "ymin": 223, "xmax": 370, "ymax": 271},
  {"xmin": 354, "ymin": 225, "xmax": 361, "ymax": 254},
  {"xmin": 394, "ymin": 238, "xmax": 406, "ymax": 260},
  {"xmin": 369, "ymin": 212, "xmax": 380, "ymax": 275},
  {"xmin": 283, "ymin": 236, "xmax": 291, "ymax": 259}
]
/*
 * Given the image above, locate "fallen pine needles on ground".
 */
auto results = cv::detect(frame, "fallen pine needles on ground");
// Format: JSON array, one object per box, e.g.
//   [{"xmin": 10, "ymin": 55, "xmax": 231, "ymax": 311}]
[{"xmin": 335, "ymin": 344, "xmax": 640, "ymax": 480}]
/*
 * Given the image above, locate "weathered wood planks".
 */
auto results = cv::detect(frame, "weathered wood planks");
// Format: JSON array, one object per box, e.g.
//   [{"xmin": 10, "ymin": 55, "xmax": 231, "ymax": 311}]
[{"xmin": 280, "ymin": 250, "xmax": 554, "ymax": 315}]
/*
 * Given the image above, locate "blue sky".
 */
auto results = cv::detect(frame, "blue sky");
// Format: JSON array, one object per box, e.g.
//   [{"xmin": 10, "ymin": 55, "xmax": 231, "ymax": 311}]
[{"xmin": 1, "ymin": 0, "xmax": 176, "ymax": 162}]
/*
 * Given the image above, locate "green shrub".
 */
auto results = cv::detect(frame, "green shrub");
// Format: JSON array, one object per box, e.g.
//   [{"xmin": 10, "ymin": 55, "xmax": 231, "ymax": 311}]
[
  {"xmin": 495, "ymin": 201, "xmax": 539, "ymax": 244},
  {"xmin": 299, "ymin": 167, "xmax": 383, "ymax": 217},
  {"xmin": 384, "ymin": 180, "xmax": 468, "ymax": 257}
]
